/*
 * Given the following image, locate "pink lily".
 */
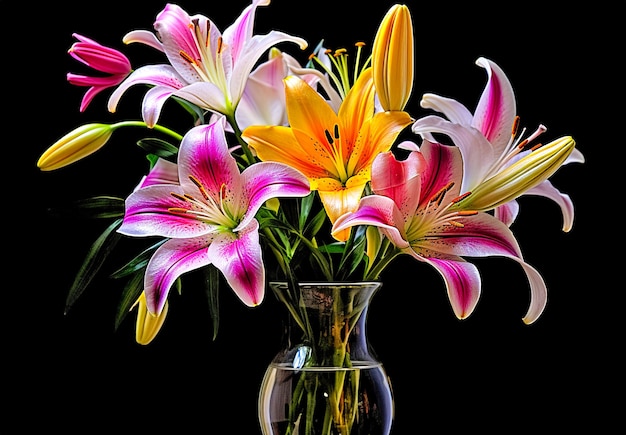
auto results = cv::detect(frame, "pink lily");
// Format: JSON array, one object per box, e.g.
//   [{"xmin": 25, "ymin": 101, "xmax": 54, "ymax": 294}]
[
  {"xmin": 67, "ymin": 33, "xmax": 132, "ymax": 112},
  {"xmin": 332, "ymin": 140, "xmax": 548, "ymax": 324},
  {"xmin": 412, "ymin": 57, "xmax": 584, "ymax": 231},
  {"xmin": 117, "ymin": 118, "xmax": 310, "ymax": 315},
  {"xmin": 107, "ymin": 1, "xmax": 307, "ymax": 128}
]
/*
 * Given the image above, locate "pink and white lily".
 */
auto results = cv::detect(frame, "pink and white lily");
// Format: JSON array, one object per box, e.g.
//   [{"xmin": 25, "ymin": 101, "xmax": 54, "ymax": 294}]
[
  {"xmin": 412, "ymin": 57, "xmax": 584, "ymax": 231},
  {"xmin": 67, "ymin": 33, "xmax": 132, "ymax": 112},
  {"xmin": 233, "ymin": 48, "xmax": 324, "ymax": 129},
  {"xmin": 117, "ymin": 118, "xmax": 310, "ymax": 315},
  {"xmin": 107, "ymin": 1, "xmax": 307, "ymax": 127},
  {"xmin": 332, "ymin": 140, "xmax": 548, "ymax": 324}
]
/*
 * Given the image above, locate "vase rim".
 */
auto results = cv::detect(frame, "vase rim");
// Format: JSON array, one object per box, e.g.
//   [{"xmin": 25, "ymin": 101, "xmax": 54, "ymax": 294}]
[{"xmin": 268, "ymin": 280, "xmax": 382, "ymax": 285}]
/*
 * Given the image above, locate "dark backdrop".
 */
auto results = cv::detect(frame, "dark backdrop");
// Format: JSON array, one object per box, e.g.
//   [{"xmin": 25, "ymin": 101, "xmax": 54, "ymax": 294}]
[{"xmin": 9, "ymin": 0, "xmax": 618, "ymax": 432}]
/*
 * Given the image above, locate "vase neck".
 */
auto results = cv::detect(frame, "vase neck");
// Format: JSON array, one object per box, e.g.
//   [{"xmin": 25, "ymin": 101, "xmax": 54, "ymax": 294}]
[{"xmin": 269, "ymin": 281, "xmax": 382, "ymax": 368}]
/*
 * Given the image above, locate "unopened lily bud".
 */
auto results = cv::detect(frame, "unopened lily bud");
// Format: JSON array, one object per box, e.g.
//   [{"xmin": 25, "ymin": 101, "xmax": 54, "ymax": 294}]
[
  {"xmin": 372, "ymin": 4, "xmax": 414, "ymax": 111},
  {"xmin": 134, "ymin": 292, "xmax": 169, "ymax": 345},
  {"xmin": 454, "ymin": 136, "xmax": 576, "ymax": 212},
  {"xmin": 265, "ymin": 197, "xmax": 280, "ymax": 213},
  {"xmin": 365, "ymin": 225, "xmax": 382, "ymax": 267},
  {"xmin": 37, "ymin": 123, "xmax": 114, "ymax": 171}
]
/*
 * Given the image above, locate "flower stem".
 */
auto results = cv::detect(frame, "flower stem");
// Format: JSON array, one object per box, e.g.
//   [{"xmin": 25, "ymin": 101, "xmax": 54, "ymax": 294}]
[{"xmin": 110, "ymin": 121, "xmax": 184, "ymax": 141}]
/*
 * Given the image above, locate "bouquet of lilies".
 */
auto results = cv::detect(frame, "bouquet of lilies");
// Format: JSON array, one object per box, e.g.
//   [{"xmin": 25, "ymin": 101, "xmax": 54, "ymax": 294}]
[{"xmin": 38, "ymin": 0, "xmax": 583, "ymax": 354}]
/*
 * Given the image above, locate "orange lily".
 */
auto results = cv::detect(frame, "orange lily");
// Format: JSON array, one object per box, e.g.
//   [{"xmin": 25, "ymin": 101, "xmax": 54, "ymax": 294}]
[{"xmin": 242, "ymin": 67, "xmax": 412, "ymax": 241}]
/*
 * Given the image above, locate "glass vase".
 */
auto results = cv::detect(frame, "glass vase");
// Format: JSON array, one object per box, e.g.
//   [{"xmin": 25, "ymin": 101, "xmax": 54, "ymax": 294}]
[{"xmin": 258, "ymin": 281, "xmax": 393, "ymax": 435}]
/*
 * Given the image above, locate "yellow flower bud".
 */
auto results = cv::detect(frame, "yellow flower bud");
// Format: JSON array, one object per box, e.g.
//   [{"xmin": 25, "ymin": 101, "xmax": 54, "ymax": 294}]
[
  {"xmin": 265, "ymin": 197, "xmax": 280, "ymax": 213},
  {"xmin": 134, "ymin": 292, "xmax": 169, "ymax": 345},
  {"xmin": 37, "ymin": 123, "xmax": 114, "ymax": 171},
  {"xmin": 455, "ymin": 136, "xmax": 576, "ymax": 212},
  {"xmin": 372, "ymin": 4, "xmax": 414, "ymax": 112},
  {"xmin": 365, "ymin": 225, "xmax": 382, "ymax": 269}
]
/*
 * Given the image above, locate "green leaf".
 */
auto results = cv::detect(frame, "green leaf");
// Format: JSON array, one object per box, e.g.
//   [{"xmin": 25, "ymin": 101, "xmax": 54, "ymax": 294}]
[
  {"xmin": 298, "ymin": 192, "xmax": 316, "ymax": 229},
  {"xmin": 109, "ymin": 239, "xmax": 166, "ymax": 279},
  {"xmin": 48, "ymin": 196, "xmax": 125, "ymax": 220},
  {"xmin": 136, "ymin": 137, "xmax": 179, "ymax": 159},
  {"xmin": 114, "ymin": 269, "xmax": 145, "ymax": 330},
  {"xmin": 303, "ymin": 208, "xmax": 327, "ymax": 239},
  {"xmin": 338, "ymin": 226, "xmax": 367, "ymax": 278},
  {"xmin": 172, "ymin": 95, "xmax": 205, "ymax": 123},
  {"xmin": 258, "ymin": 217, "xmax": 294, "ymax": 232},
  {"xmin": 202, "ymin": 266, "xmax": 221, "ymax": 341},
  {"xmin": 318, "ymin": 242, "xmax": 345, "ymax": 254},
  {"xmin": 64, "ymin": 219, "xmax": 123, "ymax": 314}
]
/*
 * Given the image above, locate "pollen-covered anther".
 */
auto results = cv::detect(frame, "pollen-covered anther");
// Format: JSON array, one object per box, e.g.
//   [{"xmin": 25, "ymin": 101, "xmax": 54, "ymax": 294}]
[
  {"xmin": 205, "ymin": 20, "xmax": 211, "ymax": 48},
  {"xmin": 451, "ymin": 191, "xmax": 471, "ymax": 203},
  {"xmin": 189, "ymin": 175, "xmax": 210, "ymax": 200},
  {"xmin": 429, "ymin": 182, "xmax": 455, "ymax": 206},
  {"xmin": 179, "ymin": 50, "xmax": 196, "ymax": 65},
  {"xmin": 324, "ymin": 129, "xmax": 334, "ymax": 145},
  {"xmin": 168, "ymin": 207, "xmax": 189, "ymax": 214},
  {"xmin": 171, "ymin": 192, "xmax": 189, "ymax": 202},
  {"xmin": 511, "ymin": 116, "xmax": 520, "ymax": 137},
  {"xmin": 448, "ymin": 220, "xmax": 465, "ymax": 228}
]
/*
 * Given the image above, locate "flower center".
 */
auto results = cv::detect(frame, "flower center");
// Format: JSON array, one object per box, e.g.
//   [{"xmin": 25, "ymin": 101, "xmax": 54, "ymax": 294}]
[
  {"xmin": 178, "ymin": 18, "xmax": 229, "ymax": 99},
  {"xmin": 324, "ymin": 124, "xmax": 350, "ymax": 182},
  {"xmin": 168, "ymin": 174, "xmax": 238, "ymax": 228},
  {"xmin": 405, "ymin": 182, "xmax": 477, "ymax": 243}
]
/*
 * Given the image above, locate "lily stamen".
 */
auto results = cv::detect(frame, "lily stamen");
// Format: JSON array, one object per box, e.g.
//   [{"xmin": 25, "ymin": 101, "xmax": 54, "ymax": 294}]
[
  {"xmin": 451, "ymin": 191, "xmax": 471, "ymax": 203},
  {"xmin": 511, "ymin": 115, "xmax": 521, "ymax": 137},
  {"xmin": 429, "ymin": 181, "xmax": 455, "ymax": 206},
  {"xmin": 308, "ymin": 43, "xmax": 372, "ymax": 100},
  {"xmin": 189, "ymin": 174, "xmax": 210, "ymax": 200},
  {"xmin": 489, "ymin": 121, "xmax": 548, "ymax": 178}
]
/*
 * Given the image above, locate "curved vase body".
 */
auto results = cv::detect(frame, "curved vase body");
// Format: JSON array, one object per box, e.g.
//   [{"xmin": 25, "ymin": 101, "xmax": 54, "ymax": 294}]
[{"xmin": 258, "ymin": 281, "xmax": 393, "ymax": 435}]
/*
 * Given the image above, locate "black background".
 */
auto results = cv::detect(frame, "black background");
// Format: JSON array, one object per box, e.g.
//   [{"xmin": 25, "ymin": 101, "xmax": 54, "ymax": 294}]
[{"xmin": 9, "ymin": 0, "xmax": 619, "ymax": 432}]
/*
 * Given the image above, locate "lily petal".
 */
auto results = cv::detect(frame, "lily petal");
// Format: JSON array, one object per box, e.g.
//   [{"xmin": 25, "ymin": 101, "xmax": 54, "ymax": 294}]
[
  {"xmin": 136, "ymin": 158, "xmax": 179, "ymax": 189},
  {"xmin": 332, "ymin": 195, "xmax": 409, "ymax": 250},
  {"xmin": 472, "ymin": 57, "xmax": 517, "ymax": 150},
  {"xmin": 145, "ymin": 237, "xmax": 213, "ymax": 314},
  {"xmin": 108, "ymin": 64, "xmax": 185, "ymax": 116},
  {"xmin": 524, "ymin": 180, "xmax": 576, "ymax": 232},
  {"xmin": 425, "ymin": 257, "xmax": 481, "ymax": 320},
  {"xmin": 207, "ymin": 219, "xmax": 264, "ymax": 307}
]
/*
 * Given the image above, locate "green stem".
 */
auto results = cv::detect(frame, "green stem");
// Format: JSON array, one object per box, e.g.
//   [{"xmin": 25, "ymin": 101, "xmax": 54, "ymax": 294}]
[
  {"xmin": 110, "ymin": 121, "xmax": 184, "ymax": 141},
  {"xmin": 365, "ymin": 240, "xmax": 402, "ymax": 280},
  {"xmin": 227, "ymin": 113, "xmax": 257, "ymax": 166}
]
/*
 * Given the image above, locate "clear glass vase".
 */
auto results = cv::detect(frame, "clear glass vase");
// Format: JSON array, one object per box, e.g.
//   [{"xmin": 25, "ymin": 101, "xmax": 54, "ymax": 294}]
[{"xmin": 258, "ymin": 281, "xmax": 394, "ymax": 435}]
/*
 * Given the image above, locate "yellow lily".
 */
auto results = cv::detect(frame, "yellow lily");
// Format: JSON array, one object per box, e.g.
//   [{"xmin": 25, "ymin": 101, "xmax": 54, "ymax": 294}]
[
  {"xmin": 372, "ymin": 4, "xmax": 414, "ymax": 112},
  {"xmin": 134, "ymin": 292, "xmax": 169, "ymax": 345},
  {"xmin": 242, "ymin": 67, "xmax": 412, "ymax": 241}
]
